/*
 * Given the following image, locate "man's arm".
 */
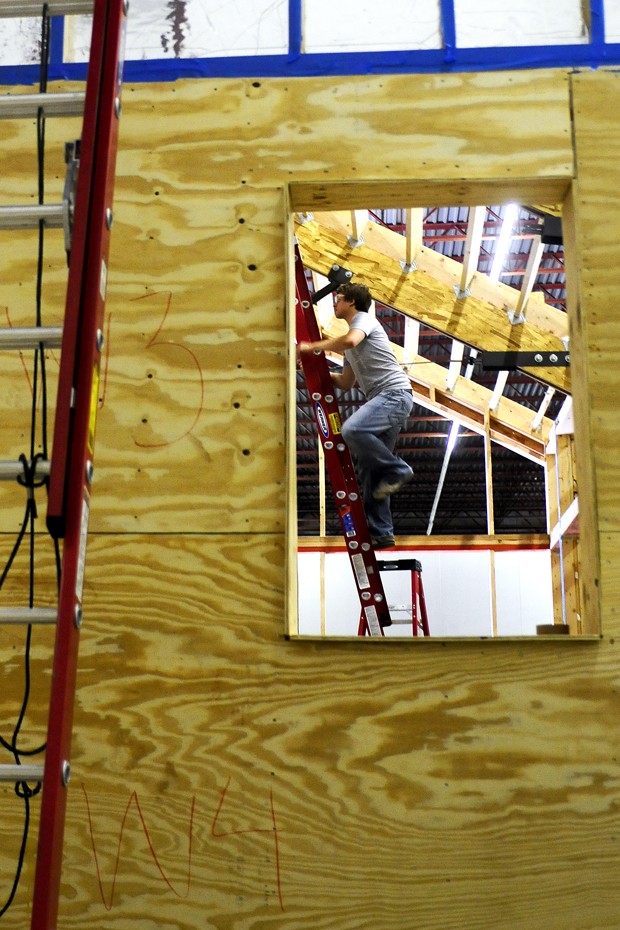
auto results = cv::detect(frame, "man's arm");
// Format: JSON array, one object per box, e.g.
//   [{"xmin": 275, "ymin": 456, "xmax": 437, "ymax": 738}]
[
  {"xmin": 331, "ymin": 364, "xmax": 356, "ymax": 391},
  {"xmin": 297, "ymin": 327, "xmax": 365, "ymax": 357}
]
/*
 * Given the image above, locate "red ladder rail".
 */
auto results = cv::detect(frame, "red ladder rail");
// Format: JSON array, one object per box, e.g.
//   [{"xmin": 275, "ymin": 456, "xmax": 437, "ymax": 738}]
[
  {"xmin": 33, "ymin": 1, "xmax": 127, "ymax": 927},
  {"xmin": 294, "ymin": 243, "xmax": 391, "ymax": 636}
]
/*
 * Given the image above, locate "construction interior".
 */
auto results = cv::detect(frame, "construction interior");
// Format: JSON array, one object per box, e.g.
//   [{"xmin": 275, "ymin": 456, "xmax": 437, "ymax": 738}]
[
  {"xmin": 294, "ymin": 206, "xmax": 578, "ymax": 637},
  {"xmin": 0, "ymin": 2, "xmax": 620, "ymax": 929}
]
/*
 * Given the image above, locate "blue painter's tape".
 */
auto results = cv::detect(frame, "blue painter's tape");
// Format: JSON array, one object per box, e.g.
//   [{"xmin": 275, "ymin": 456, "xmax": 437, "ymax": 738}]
[
  {"xmin": 589, "ymin": 0, "xmax": 606, "ymax": 59},
  {"xmin": 1, "ymin": 42, "xmax": 620, "ymax": 87},
  {"xmin": 288, "ymin": 0, "xmax": 302, "ymax": 61},
  {"xmin": 439, "ymin": 0, "xmax": 457, "ymax": 65},
  {"xmin": 50, "ymin": 16, "xmax": 65, "ymax": 73}
]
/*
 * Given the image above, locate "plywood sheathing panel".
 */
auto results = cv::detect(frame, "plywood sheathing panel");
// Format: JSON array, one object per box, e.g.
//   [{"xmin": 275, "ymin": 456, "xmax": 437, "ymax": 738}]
[
  {"xmin": 2, "ymin": 69, "xmax": 619, "ymax": 930},
  {"xmin": 58, "ymin": 534, "xmax": 615, "ymax": 930},
  {"xmin": 1, "ymin": 71, "xmax": 573, "ymax": 536}
]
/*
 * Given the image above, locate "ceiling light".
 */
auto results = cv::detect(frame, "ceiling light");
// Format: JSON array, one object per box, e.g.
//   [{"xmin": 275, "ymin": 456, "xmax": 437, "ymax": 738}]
[
  {"xmin": 489, "ymin": 202, "xmax": 519, "ymax": 282},
  {"xmin": 446, "ymin": 420, "xmax": 460, "ymax": 453}
]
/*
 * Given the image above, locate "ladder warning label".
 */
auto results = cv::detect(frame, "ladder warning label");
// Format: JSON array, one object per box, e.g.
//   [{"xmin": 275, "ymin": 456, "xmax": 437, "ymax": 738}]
[
  {"xmin": 329, "ymin": 412, "xmax": 342, "ymax": 434},
  {"xmin": 76, "ymin": 495, "xmax": 90, "ymax": 603},
  {"xmin": 364, "ymin": 606, "xmax": 381, "ymax": 636},
  {"xmin": 341, "ymin": 506, "xmax": 355, "ymax": 537},
  {"xmin": 351, "ymin": 553, "xmax": 370, "ymax": 589}
]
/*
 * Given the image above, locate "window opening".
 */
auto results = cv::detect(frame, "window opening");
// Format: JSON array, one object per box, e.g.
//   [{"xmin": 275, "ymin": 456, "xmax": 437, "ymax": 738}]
[{"xmin": 292, "ymin": 202, "xmax": 586, "ymax": 639}]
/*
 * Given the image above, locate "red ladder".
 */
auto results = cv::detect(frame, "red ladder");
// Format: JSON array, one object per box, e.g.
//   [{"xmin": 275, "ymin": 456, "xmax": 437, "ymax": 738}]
[
  {"xmin": 0, "ymin": 1, "xmax": 126, "ymax": 927},
  {"xmin": 359, "ymin": 558, "xmax": 430, "ymax": 637},
  {"xmin": 294, "ymin": 243, "xmax": 391, "ymax": 636},
  {"xmin": 34, "ymin": 2, "xmax": 127, "ymax": 927}
]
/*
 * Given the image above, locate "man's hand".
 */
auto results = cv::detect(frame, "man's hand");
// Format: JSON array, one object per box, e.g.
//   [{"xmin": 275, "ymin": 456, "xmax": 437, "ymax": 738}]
[{"xmin": 296, "ymin": 341, "xmax": 316, "ymax": 363}]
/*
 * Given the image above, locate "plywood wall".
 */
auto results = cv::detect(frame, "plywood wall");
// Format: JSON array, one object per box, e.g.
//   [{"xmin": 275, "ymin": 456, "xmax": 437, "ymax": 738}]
[{"xmin": 0, "ymin": 67, "xmax": 619, "ymax": 930}]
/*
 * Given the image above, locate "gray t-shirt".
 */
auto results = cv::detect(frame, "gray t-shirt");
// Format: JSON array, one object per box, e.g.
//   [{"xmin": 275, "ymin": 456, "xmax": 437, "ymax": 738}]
[{"xmin": 343, "ymin": 312, "xmax": 412, "ymax": 399}]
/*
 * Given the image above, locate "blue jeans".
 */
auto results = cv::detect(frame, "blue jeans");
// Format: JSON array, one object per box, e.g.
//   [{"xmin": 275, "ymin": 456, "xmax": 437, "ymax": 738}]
[{"xmin": 341, "ymin": 390, "xmax": 414, "ymax": 539}]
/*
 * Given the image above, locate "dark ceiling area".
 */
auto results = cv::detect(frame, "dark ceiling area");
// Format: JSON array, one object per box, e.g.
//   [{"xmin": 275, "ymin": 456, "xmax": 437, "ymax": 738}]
[{"xmin": 296, "ymin": 205, "xmax": 568, "ymax": 538}]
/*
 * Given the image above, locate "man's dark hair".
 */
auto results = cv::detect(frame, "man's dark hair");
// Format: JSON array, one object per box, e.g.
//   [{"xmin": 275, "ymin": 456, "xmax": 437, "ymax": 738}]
[{"xmin": 337, "ymin": 282, "xmax": 372, "ymax": 313}]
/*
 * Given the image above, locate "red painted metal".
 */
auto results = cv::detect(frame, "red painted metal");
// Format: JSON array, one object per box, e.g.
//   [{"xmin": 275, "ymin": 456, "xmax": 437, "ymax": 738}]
[
  {"xmin": 410, "ymin": 562, "xmax": 430, "ymax": 636},
  {"xmin": 33, "ymin": 1, "xmax": 126, "ymax": 927},
  {"xmin": 294, "ymin": 244, "xmax": 391, "ymax": 636},
  {"xmin": 360, "ymin": 559, "xmax": 430, "ymax": 637}
]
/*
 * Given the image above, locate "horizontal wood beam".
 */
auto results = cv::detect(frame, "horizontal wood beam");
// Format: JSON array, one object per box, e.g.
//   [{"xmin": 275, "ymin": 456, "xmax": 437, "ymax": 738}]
[
  {"xmin": 298, "ymin": 534, "xmax": 551, "ymax": 551},
  {"xmin": 290, "ymin": 177, "xmax": 571, "ymax": 214}
]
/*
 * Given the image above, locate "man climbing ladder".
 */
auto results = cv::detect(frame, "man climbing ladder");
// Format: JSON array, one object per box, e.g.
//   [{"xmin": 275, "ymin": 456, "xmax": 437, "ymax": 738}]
[{"xmin": 298, "ymin": 281, "xmax": 414, "ymax": 549}]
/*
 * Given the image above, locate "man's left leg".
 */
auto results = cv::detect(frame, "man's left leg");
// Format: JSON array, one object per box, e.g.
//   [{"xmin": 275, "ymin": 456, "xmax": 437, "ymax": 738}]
[{"xmin": 342, "ymin": 390, "xmax": 413, "ymax": 542}]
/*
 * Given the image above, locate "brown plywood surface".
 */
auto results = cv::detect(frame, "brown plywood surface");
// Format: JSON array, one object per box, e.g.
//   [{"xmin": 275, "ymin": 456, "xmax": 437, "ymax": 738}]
[{"xmin": 1, "ymin": 68, "xmax": 619, "ymax": 930}]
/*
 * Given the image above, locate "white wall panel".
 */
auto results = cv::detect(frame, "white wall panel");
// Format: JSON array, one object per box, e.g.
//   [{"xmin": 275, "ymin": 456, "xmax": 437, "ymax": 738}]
[
  {"xmin": 65, "ymin": 0, "xmax": 288, "ymax": 63},
  {"xmin": 303, "ymin": 0, "xmax": 441, "ymax": 53},
  {"xmin": 296, "ymin": 549, "xmax": 492, "ymax": 638},
  {"xmin": 494, "ymin": 549, "xmax": 554, "ymax": 635},
  {"xmin": 454, "ymin": 0, "xmax": 588, "ymax": 47},
  {"xmin": 605, "ymin": 0, "xmax": 620, "ymax": 42},
  {"xmin": 297, "ymin": 548, "xmax": 554, "ymax": 638},
  {"xmin": 0, "ymin": 20, "xmax": 41, "ymax": 67}
]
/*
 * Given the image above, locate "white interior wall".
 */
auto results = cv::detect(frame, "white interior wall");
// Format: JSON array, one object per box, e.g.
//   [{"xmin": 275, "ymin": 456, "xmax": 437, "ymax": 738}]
[
  {"xmin": 454, "ymin": 0, "xmax": 588, "ymax": 47},
  {"xmin": 605, "ymin": 1, "xmax": 620, "ymax": 42},
  {"xmin": 0, "ymin": 19, "xmax": 40, "ymax": 66},
  {"xmin": 297, "ymin": 548, "xmax": 553, "ymax": 638},
  {"xmin": 303, "ymin": 0, "xmax": 442, "ymax": 53},
  {"xmin": 65, "ymin": 0, "xmax": 289, "ymax": 63}
]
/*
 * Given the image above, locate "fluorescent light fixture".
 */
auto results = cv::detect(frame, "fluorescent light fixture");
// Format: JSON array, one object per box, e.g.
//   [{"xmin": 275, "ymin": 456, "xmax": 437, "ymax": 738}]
[
  {"xmin": 489, "ymin": 202, "xmax": 519, "ymax": 282},
  {"xmin": 446, "ymin": 420, "xmax": 460, "ymax": 453}
]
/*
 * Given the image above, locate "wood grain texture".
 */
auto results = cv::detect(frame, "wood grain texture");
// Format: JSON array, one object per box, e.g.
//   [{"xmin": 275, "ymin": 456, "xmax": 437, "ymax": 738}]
[
  {"xmin": 0, "ymin": 69, "xmax": 618, "ymax": 930},
  {"xmin": 571, "ymin": 71, "xmax": 620, "ymax": 535},
  {"xmin": 59, "ymin": 537, "xmax": 620, "ymax": 928},
  {"xmin": 4, "ymin": 535, "xmax": 615, "ymax": 930}
]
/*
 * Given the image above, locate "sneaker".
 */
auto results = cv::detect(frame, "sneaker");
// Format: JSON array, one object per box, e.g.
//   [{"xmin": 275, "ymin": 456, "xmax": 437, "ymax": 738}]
[
  {"xmin": 372, "ymin": 468, "xmax": 413, "ymax": 501},
  {"xmin": 371, "ymin": 535, "xmax": 395, "ymax": 549}
]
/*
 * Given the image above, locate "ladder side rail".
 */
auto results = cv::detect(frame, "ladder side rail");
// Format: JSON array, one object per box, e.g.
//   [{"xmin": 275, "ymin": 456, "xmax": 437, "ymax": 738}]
[
  {"xmin": 47, "ymin": 0, "xmax": 109, "ymax": 539},
  {"xmin": 294, "ymin": 247, "xmax": 390, "ymax": 635},
  {"xmin": 45, "ymin": 0, "xmax": 106, "ymax": 539},
  {"xmin": 411, "ymin": 570, "xmax": 420, "ymax": 636},
  {"xmin": 32, "ymin": 1, "xmax": 126, "ymax": 928},
  {"xmin": 416, "ymin": 570, "xmax": 430, "ymax": 637}
]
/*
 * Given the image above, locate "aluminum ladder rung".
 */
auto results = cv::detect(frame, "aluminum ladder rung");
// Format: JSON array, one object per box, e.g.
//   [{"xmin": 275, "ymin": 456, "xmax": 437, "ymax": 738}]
[
  {"xmin": 0, "ymin": 459, "xmax": 50, "ymax": 481},
  {"xmin": 0, "ymin": 326, "xmax": 62, "ymax": 350},
  {"xmin": 0, "ymin": 764, "xmax": 44, "ymax": 782},
  {"xmin": 0, "ymin": 2, "xmax": 92, "ymax": 17},
  {"xmin": 0, "ymin": 204, "xmax": 66, "ymax": 230},
  {"xmin": 0, "ymin": 91, "xmax": 85, "ymax": 120},
  {"xmin": 0, "ymin": 607, "xmax": 57, "ymax": 625}
]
